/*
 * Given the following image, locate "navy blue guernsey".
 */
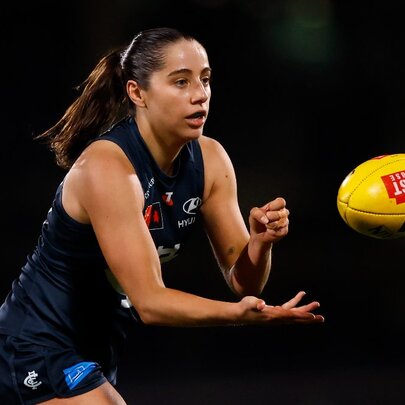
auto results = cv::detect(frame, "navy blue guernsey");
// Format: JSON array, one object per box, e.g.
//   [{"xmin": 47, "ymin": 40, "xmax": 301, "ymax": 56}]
[{"xmin": 0, "ymin": 116, "xmax": 204, "ymax": 378}]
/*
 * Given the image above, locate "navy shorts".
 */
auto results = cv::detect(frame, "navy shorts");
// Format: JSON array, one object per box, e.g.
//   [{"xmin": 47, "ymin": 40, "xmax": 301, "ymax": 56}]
[{"xmin": 0, "ymin": 334, "xmax": 107, "ymax": 404}]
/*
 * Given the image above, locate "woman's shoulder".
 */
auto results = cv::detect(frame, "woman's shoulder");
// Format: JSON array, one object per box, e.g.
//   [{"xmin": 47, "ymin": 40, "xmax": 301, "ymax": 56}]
[
  {"xmin": 71, "ymin": 140, "xmax": 135, "ymax": 185},
  {"xmin": 198, "ymin": 134, "xmax": 236, "ymax": 199},
  {"xmin": 63, "ymin": 139, "xmax": 142, "ymax": 223},
  {"xmin": 199, "ymin": 135, "xmax": 232, "ymax": 166},
  {"xmin": 199, "ymin": 134, "xmax": 227, "ymax": 157}
]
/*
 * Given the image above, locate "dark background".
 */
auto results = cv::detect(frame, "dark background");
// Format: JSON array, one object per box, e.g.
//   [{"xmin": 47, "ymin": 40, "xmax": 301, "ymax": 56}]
[{"xmin": 2, "ymin": 1, "xmax": 405, "ymax": 404}]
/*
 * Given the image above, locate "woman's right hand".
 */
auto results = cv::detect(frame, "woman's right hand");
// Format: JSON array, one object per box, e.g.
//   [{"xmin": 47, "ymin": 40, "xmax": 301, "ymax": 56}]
[{"xmin": 237, "ymin": 291, "xmax": 324, "ymax": 325}]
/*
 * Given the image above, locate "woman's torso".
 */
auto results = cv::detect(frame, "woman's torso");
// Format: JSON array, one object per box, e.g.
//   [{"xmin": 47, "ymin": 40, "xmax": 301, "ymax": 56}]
[{"xmin": 0, "ymin": 116, "xmax": 205, "ymax": 360}]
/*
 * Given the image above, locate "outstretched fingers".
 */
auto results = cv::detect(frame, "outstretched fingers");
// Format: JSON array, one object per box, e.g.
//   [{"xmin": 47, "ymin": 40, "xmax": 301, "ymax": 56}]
[
  {"xmin": 281, "ymin": 291, "xmax": 307, "ymax": 309},
  {"xmin": 294, "ymin": 301, "xmax": 321, "ymax": 313},
  {"xmin": 291, "ymin": 313, "xmax": 325, "ymax": 324},
  {"xmin": 283, "ymin": 306, "xmax": 324, "ymax": 324},
  {"xmin": 262, "ymin": 305, "xmax": 324, "ymax": 325},
  {"xmin": 277, "ymin": 291, "xmax": 324, "ymax": 324}
]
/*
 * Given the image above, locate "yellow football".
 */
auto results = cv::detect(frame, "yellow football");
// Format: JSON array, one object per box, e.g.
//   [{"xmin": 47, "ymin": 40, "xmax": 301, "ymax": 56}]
[{"xmin": 337, "ymin": 153, "xmax": 405, "ymax": 239}]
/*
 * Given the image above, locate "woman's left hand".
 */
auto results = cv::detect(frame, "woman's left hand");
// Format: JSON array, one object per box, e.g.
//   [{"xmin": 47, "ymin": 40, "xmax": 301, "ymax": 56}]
[{"xmin": 248, "ymin": 197, "xmax": 289, "ymax": 243}]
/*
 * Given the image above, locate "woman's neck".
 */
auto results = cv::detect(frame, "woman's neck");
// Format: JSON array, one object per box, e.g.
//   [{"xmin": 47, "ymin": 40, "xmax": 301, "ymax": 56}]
[{"xmin": 135, "ymin": 116, "xmax": 182, "ymax": 176}]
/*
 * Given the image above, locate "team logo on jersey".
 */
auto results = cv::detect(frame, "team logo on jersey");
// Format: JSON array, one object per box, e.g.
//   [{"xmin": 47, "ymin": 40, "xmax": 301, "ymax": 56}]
[
  {"xmin": 144, "ymin": 202, "xmax": 164, "ymax": 230},
  {"xmin": 182, "ymin": 197, "xmax": 201, "ymax": 215},
  {"xmin": 162, "ymin": 191, "xmax": 174, "ymax": 206},
  {"xmin": 23, "ymin": 370, "xmax": 42, "ymax": 390}
]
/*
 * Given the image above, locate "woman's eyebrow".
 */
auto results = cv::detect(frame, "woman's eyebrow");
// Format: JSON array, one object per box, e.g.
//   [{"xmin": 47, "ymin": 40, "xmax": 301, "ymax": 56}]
[{"xmin": 168, "ymin": 67, "xmax": 212, "ymax": 77}]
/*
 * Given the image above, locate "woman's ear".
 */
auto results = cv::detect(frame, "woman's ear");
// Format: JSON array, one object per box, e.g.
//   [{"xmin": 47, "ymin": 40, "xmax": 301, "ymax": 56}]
[{"xmin": 126, "ymin": 80, "xmax": 147, "ymax": 108}]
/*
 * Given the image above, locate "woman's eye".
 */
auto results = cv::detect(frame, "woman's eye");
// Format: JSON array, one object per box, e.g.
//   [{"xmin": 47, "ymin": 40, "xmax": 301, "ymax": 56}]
[
  {"xmin": 201, "ymin": 76, "xmax": 211, "ymax": 86},
  {"xmin": 175, "ymin": 79, "xmax": 187, "ymax": 87}
]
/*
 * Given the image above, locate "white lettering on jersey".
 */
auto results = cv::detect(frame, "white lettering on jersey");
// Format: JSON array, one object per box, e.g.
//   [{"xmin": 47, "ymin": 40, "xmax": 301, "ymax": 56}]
[
  {"xmin": 144, "ymin": 177, "xmax": 155, "ymax": 200},
  {"xmin": 178, "ymin": 217, "xmax": 196, "ymax": 228}
]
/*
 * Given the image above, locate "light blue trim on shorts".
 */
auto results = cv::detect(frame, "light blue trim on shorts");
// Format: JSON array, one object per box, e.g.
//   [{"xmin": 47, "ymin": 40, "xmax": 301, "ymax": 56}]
[{"xmin": 63, "ymin": 361, "xmax": 97, "ymax": 390}]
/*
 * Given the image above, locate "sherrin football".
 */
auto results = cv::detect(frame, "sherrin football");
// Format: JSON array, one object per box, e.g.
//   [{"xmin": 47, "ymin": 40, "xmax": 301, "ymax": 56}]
[{"xmin": 337, "ymin": 154, "xmax": 405, "ymax": 239}]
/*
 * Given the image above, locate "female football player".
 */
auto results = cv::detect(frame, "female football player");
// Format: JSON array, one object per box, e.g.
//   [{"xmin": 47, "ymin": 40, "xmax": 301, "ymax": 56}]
[{"xmin": 0, "ymin": 27, "xmax": 324, "ymax": 404}]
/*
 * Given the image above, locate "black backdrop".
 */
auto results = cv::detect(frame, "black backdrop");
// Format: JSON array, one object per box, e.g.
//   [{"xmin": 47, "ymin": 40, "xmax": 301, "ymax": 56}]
[{"xmin": 2, "ymin": 1, "xmax": 405, "ymax": 404}]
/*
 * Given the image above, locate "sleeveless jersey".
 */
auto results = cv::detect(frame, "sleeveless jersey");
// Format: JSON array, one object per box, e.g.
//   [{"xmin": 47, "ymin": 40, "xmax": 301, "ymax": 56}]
[{"xmin": 0, "ymin": 116, "xmax": 204, "ymax": 376}]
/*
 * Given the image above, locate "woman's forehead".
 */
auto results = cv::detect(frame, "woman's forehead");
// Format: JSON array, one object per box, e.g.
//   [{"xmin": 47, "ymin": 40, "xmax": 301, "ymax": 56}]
[{"xmin": 162, "ymin": 39, "xmax": 210, "ymax": 72}]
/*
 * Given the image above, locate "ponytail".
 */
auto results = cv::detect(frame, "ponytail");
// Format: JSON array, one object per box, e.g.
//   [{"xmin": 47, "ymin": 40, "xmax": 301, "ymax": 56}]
[
  {"xmin": 36, "ymin": 47, "xmax": 129, "ymax": 169},
  {"xmin": 36, "ymin": 27, "xmax": 199, "ymax": 170}
]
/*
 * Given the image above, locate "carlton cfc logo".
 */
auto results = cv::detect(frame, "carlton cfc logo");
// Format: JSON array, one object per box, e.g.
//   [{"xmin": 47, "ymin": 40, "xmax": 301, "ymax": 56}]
[{"xmin": 24, "ymin": 370, "xmax": 42, "ymax": 390}]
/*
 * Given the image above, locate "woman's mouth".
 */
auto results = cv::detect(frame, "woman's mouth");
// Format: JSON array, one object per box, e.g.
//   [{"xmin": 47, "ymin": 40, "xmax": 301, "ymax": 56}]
[{"xmin": 185, "ymin": 111, "xmax": 207, "ymax": 128}]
